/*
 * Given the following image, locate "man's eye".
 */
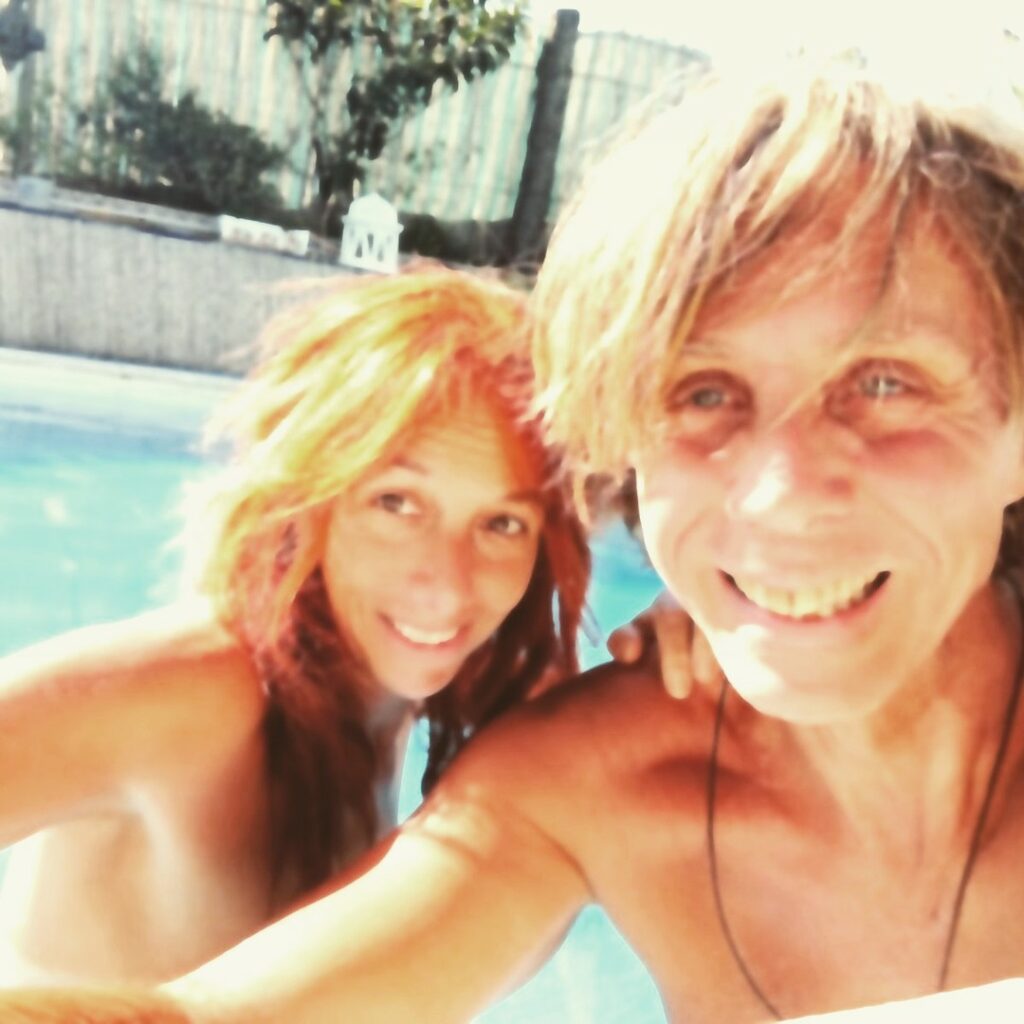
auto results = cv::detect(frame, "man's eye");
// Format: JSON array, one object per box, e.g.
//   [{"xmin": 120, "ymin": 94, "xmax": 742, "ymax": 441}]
[
  {"xmin": 665, "ymin": 373, "xmax": 748, "ymax": 413},
  {"xmin": 858, "ymin": 372, "xmax": 909, "ymax": 399},
  {"xmin": 827, "ymin": 359, "xmax": 930, "ymax": 432},
  {"xmin": 689, "ymin": 387, "xmax": 726, "ymax": 408}
]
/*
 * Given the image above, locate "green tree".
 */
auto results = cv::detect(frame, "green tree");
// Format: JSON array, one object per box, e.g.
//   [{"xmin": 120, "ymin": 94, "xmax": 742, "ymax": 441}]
[
  {"xmin": 75, "ymin": 50, "xmax": 286, "ymax": 218},
  {"xmin": 265, "ymin": 0, "xmax": 523, "ymax": 231},
  {"xmin": 1, "ymin": 50, "xmax": 286, "ymax": 219}
]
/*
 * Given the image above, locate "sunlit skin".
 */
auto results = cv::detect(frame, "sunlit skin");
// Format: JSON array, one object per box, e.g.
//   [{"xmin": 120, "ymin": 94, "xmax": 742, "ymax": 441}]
[
  {"xmin": 635, "ymin": 220, "xmax": 1024, "ymax": 722},
  {"xmin": 0, "ymin": 396, "xmax": 551, "ymax": 988},
  {"xmin": 322, "ymin": 395, "xmax": 544, "ymax": 706},
  {"xmin": 8, "ymin": 224, "xmax": 1024, "ymax": 1019},
  {"xmin": 121, "ymin": 221, "xmax": 1024, "ymax": 1023},
  {"xmin": 15, "ymin": 53, "xmax": 1024, "ymax": 1022}
]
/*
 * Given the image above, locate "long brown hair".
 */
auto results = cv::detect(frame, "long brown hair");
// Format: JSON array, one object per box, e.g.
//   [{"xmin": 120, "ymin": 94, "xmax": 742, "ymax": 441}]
[{"xmin": 182, "ymin": 266, "xmax": 590, "ymax": 897}]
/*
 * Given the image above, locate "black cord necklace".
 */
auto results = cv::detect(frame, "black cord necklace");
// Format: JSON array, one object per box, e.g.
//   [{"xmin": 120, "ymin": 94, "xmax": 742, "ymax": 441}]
[{"xmin": 705, "ymin": 583, "xmax": 1024, "ymax": 1021}]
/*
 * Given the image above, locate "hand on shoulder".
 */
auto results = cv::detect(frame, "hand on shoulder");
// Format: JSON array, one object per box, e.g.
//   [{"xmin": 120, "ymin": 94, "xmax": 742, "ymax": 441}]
[{"xmin": 607, "ymin": 591, "xmax": 723, "ymax": 699}]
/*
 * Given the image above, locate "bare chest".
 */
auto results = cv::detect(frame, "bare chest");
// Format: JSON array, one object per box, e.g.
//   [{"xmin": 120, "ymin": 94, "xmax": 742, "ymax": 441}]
[
  {"xmin": 0, "ymin": 747, "xmax": 276, "ymax": 985},
  {"xmin": 578, "ymin": 765, "xmax": 1024, "ymax": 1023}
]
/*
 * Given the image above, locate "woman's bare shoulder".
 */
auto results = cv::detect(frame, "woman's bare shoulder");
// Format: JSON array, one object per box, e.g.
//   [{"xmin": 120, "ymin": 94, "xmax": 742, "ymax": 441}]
[
  {"xmin": 0, "ymin": 601, "xmax": 266, "ymax": 840},
  {"xmin": 3, "ymin": 597, "xmax": 249, "ymax": 686},
  {"xmin": 0, "ymin": 599, "xmax": 266, "ymax": 773}
]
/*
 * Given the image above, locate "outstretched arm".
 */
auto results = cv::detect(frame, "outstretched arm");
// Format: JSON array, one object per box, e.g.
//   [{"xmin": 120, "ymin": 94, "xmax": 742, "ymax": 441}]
[
  {"xmin": 184, "ymin": 824, "xmax": 581, "ymax": 1020},
  {"xmin": 0, "ymin": 713, "xmax": 590, "ymax": 1023},
  {"xmin": 0, "ymin": 989, "xmax": 192, "ymax": 1024}
]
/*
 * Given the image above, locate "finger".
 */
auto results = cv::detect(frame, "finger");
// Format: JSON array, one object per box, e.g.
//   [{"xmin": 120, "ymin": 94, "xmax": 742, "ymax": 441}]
[
  {"xmin": 691, "ymin": 626, "xmax": 722, "ymax": 688},
  {"xmin": 652, "ymin": 606, "xmax": 694, "ymax": 699},
  {"xmin": 607, "ymin": 623, "xmax": 644, "ymax": 664},
  {"xmin": 608, "ymin": 612, "xmax": 657, "ymax": 665}
]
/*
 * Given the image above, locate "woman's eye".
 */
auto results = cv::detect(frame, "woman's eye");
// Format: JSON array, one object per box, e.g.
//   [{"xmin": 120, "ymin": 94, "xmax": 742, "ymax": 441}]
[
  {"xmin": 661, "ymin": 373, "xmax": 751, "ymax": 449},
  {"xmin": 486, "ymin": 513, "xmax": 529, "ymax": 537},
  {"xmin": 373, "ymin": 491, "xmax": 417, "ymax": 516},
  {"xmin": 840, "ymin": 360, "xmax": 924, "ymax": 405}
]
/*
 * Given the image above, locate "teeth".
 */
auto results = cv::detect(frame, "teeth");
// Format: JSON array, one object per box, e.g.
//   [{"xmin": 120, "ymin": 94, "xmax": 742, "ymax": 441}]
[
  {"xmin": 390, "ymin": 620, "xmax": 459, "ymax": 645},
  {"xmin": 731, "ymin": 572, "xmax": 883, "ymax": 619}
]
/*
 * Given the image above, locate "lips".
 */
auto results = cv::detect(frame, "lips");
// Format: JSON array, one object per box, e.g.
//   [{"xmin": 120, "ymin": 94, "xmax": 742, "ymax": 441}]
[
  {"xmin": 390, "ymin": 620, "xmax": 459, "ymax": 645},
  {"xmin": 382, "ymin": 615, "xmax": 464, "ymax": 648},
  {"xmin": 726, "ymin": 570, "xmax": 890, "ymax": 620}
]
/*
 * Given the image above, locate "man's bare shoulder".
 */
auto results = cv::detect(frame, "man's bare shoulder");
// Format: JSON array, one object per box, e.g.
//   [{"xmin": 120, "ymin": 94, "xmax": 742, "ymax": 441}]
[
  {"xmin": 436, "ymin": 663, "xmax": 720, "ymax": 840},
  {"xmin": 488, "ymin": 660, "xmax": 718, "ymax": 756}
]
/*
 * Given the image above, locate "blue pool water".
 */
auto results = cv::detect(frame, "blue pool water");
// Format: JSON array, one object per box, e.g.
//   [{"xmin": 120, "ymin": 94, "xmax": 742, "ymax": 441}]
[{"xmin": 0, "ymin": 348, "xmax": 666, "ymax": 1022}]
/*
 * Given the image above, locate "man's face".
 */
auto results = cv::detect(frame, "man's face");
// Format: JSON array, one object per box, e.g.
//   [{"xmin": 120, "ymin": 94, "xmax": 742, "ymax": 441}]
[{"xmin": 633, "ymin": 224, "xmax": 1024, "ymax": 722}]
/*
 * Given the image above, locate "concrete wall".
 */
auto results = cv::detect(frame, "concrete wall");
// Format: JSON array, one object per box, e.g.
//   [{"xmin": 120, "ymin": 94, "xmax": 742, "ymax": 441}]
[{"xmin": 0, "ymin": 203, "xmax": 352, "ymax": 374}]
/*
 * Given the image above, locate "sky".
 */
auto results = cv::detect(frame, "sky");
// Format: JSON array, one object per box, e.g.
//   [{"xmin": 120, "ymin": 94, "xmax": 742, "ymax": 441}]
[{"xmin": 527, "ymin": 0, "xmax": 1023, "ymax": 63}]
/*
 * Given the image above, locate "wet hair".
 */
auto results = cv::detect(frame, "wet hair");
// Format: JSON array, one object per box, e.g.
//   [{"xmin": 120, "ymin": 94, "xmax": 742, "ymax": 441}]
[
  {"xmin": 182, "ymin": 265, "xmax": 589, "ymax": 897},
  {"xmin": 531, "ymin": 49, "xmax": 1024, "ymax": 565}
]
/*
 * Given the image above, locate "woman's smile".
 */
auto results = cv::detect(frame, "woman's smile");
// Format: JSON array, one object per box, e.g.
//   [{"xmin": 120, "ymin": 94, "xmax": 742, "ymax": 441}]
[{"xmin": 382, "ymin": 616, "xmax": 464, "ymax": 647}]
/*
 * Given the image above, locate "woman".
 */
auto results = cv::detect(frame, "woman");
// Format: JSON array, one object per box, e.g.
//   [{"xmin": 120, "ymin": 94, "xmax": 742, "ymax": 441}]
[{"xmin": 0, "ymin": 266, "xmax": 589, "ymax": 986}]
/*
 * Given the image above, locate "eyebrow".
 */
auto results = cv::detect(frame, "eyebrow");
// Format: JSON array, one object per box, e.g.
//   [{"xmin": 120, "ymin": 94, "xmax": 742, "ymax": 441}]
[
  {"xmin": 503, "ymin": 489, "xmax": 546, "ymax": 508},
  {"xmin": 839, "ymin": 327, "xmax": 981, "ymax": 379},
  {"xmin": 388, "ymin": 456, "xmax": 428, "ymax": 475},
  {"xmin": 677, "ymin": 325, "xmax": 977, "ymax": 370},
  {"xmin": 381, "ymin": 458, "xmax": 546, "ymax": 507}
]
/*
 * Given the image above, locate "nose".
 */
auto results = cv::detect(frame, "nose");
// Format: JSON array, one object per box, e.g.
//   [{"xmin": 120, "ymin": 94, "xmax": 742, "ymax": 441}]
[
  {"xmin": 725, "ymin": 411, "xmax": 854, "ymax": 533},
  {"xmin": 406, "ymin": 530, "xmax": 474, "ymax": 618}
]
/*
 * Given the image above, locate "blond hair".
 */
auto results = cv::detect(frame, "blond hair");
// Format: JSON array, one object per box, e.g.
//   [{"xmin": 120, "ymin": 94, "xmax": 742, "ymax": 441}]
[{"xmin": 533, "ymin": 50, "xmax": 1024, "ymax": 480}]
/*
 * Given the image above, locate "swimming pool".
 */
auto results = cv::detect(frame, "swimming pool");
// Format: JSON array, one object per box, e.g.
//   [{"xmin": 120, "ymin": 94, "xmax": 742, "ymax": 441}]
[{"xmin": 0, "ymin": 347, "xmax": 667, "ymax": 1022}]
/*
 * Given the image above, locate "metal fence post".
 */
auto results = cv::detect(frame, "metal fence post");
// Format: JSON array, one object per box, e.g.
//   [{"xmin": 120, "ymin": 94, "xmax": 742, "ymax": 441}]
[
  {"xmin": 509, "ymin": 7, "xmax": 579, "ymax": 264},
  {"xmin": 11, "ymin": 0, "xmax": 39, "ymax": 175}
]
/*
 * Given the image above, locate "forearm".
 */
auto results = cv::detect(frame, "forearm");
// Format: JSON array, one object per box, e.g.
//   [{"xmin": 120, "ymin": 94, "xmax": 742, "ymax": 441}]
[
  {"xmin": 156, "ymin": 799, "xmax": 587, "ymax": 1024},
  {"xmin": 0, "ymin": 987, "xmax": 196, "ymax": 1024}
]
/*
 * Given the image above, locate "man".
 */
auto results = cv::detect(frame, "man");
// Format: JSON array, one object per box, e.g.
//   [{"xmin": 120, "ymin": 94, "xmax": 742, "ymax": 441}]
[{"xmin": 8, "ymin": 49, "xmax": 1024, "ymax": 1023}]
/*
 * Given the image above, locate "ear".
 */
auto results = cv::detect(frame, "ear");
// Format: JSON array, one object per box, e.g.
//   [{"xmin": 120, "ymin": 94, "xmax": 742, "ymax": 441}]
[
  {"xmin": 1009, "ymin": 443, "xmax": 1024, "ymax": 507},
  {"xmin": 1001, "ymin": 420, "xmax": 1024, "ymax": 507}
]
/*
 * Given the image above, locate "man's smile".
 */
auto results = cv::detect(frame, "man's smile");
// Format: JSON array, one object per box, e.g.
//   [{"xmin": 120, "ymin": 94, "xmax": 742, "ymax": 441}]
[{"xmin": 724, "ymin": 570, "xmax": 891, "ymax": 621}]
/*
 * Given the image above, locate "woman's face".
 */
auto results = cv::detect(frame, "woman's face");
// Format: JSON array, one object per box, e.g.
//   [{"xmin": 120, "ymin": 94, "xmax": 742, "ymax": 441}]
[{"xmin": 322, "ymin": 393, "xmax": 545, "ymax": 702}]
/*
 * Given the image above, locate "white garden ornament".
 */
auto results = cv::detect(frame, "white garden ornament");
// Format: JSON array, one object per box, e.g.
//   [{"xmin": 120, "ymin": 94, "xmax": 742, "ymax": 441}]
[{"xmin": 339, "ymin": 193, "xmax": 403, "ymax": 272}]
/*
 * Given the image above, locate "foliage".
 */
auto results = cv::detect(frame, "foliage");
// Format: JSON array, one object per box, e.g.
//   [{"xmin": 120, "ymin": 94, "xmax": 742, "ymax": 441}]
[
  {"xmin": 0, "ymin": 50, "xmax": 286, "ymax": 219},
  {"xmin": 0, "ymin": 75, "xmax": 55, "ymax": 175},
  {"xmin": 265, "ymin": 0, "xmax": 522, "ymax": 229}
]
